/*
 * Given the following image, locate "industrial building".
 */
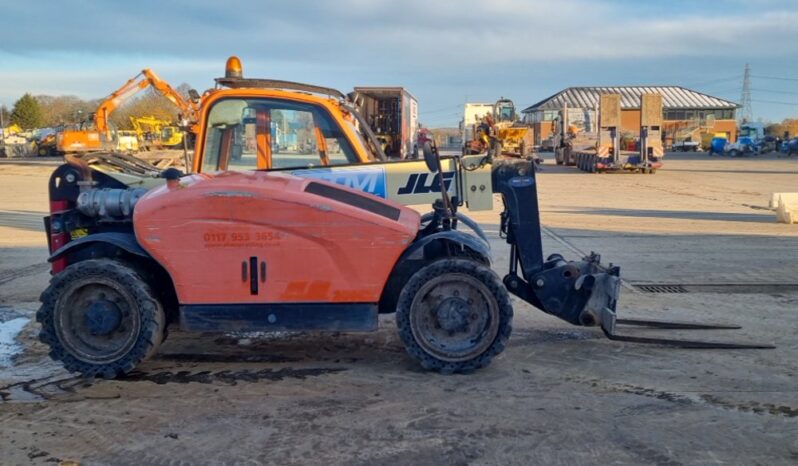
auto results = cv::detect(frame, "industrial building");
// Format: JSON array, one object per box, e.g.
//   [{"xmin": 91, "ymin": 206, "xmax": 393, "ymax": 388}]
[{"xmin": 521, "ymin": 86, "xmax": 739, "ymax": 148}]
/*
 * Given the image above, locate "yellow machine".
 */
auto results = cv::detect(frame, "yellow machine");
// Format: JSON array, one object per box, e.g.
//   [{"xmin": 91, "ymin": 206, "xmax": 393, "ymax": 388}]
[
  {"xmin": 493, "ymin": 98, "xmax": 534, "ymax": 157},
  {"xmin": 2, "ymin": 123, "xmax": 22, "ymax": 136},
  {"xmin": 130, "ymin": 116, "xmax": 184, "ymax": 150},
  {"xmin": 463, "ymin": 99, "xmax": 534, "ymax": 158}
]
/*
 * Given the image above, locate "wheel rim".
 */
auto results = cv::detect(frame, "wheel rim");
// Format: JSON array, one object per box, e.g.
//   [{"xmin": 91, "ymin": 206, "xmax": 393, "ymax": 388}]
[
  {"xmin": 54, "ymin": 278, "xmax": 141, "ymax": 364},
  {"xmin": 409, "ymin": 273, "xmax": 500, "ymax": 362}
]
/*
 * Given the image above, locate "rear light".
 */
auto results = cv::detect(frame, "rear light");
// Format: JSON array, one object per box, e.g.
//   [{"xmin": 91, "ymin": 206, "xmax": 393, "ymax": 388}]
[{"xmin": 49, "ymin": 200, "xmax": 70, "ymax": 274}]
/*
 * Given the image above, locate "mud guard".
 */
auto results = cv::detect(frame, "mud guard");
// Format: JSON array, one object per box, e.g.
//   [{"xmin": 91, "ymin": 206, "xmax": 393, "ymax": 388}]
[
  {"xmin": 378, "ymin": 230, "xmax": 492, "ymax": 314},
  {"xmin": 402, "ymin": 230, "xmax": 491, "ymax": 264},
  {"xmin": 48, "ymin": 232, "xmax": 150, "ymax": 263}
]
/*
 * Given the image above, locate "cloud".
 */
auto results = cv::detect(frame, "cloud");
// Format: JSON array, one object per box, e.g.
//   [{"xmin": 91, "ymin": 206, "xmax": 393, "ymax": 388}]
[
  {"xmin": 4, "ymin": 0, "xmax": 798, "ymax": 64},
  {"xmin": 2, "ymin": 1, "xmax": 797, "ymax": 122}
]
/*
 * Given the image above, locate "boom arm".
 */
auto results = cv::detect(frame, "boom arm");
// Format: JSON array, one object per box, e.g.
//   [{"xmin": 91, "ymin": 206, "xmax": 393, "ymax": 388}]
[
  {"xmin": 94, "ymin": 69, "xmax": 199, "ymax": 136},
  {"xmin": 490, "ymin": 158, "xmax": 620, "ymax": 327}
]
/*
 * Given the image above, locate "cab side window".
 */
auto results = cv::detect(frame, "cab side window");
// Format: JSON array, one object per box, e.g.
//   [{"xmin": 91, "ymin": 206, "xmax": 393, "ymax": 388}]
[{"xmin": 202, "ymin": 98, "xmax": 360, "ymax": 172}]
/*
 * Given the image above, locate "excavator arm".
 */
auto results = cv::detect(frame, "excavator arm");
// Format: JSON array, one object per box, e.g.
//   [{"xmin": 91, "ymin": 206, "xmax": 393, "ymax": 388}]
[{"xmin": 93, "ymin": 69, "xmax": 199, "ymax": 137}]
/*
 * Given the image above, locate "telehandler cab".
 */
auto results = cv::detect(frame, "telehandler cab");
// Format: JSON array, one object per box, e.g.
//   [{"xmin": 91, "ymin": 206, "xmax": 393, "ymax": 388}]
[{"xmin": 39, "ymin": 58, "xmax": 770, "ymax": 379}]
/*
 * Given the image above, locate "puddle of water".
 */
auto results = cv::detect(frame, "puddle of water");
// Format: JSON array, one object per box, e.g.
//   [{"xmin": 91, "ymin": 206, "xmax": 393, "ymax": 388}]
[{"xmin": 0, "ymin": 317, "xmax": 30, "ymax": 367}]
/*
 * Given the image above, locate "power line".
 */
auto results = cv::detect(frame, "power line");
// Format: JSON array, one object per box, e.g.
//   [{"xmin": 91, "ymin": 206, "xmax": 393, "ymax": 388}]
[
  {"xmin": 751, "ymin": 74, "xmax": 798, "ymax": 82},
  {"xmin": 685, "ymin": 75, "xmax": 741, "ymax": 87},
  {"xmin": 750, "ymin": 98, "xmax": 798, "ymax": 107},
  {"xmin": 750, "ymin": 88, "xmax": 798, "ymax": 96},
  {"xmin": 705, "ymin": 87, "xmax": 742, "ymax": 96}
]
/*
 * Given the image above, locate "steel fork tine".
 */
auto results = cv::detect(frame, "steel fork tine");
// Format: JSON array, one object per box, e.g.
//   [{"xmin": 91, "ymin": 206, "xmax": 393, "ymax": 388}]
[{"xmin": 616, "ymin": 318, "xmax": 741, "ymax": 330}]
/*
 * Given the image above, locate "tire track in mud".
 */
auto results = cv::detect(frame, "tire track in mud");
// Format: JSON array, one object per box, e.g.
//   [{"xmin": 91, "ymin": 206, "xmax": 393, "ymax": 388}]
[
  {"xmin": 0, "ymin": 374, "xmax": 85, "ymax": 402},
  {"xmin": 0, "ymin": 262, "xmax": 49, "ymax": 286},
  {"xmin": 124, "ymin": 366, "xmax": 347, "ymax": 385},
  {"xmin": 699, "ymin": 394, "xmax": 798, "ymax": 418},
  {"xmin": 1, "ymin": 366, "xmax": 348, "ymax": 401},
  {"xmin": 568, "ymin": 376, "xmax": 798, "ymax": 418}
]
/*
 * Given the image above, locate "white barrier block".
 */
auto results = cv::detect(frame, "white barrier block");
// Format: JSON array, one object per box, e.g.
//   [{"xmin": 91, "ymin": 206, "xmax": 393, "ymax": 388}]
[
  {"xmin": 775, "ymin": 195, "xmax": 798, "ymax": 224},
  {"xmin": 770, "ymin": 193, "xmax": 798, "ymax": 210}
]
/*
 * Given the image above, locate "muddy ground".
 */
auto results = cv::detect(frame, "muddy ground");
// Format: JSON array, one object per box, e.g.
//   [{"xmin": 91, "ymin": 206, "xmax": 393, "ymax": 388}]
[{"xmin": 1, "ymin": 153, "xmax": 797, "ymax": 465}]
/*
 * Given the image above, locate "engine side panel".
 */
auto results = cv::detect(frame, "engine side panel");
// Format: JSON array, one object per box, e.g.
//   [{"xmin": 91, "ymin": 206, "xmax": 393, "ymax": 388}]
[{"xmin": 133, "ymin": 171, "xmax": 419, "ymax": 305}]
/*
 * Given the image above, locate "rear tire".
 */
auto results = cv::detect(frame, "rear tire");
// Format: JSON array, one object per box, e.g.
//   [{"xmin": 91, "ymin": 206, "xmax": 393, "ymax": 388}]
[
  {"xmin": 37, "ymin": 259, "xmax": 165, "ymax": 379},
  {"xmin": 396, "ymin": 259, "xmax": 512, "ymax": 374}
]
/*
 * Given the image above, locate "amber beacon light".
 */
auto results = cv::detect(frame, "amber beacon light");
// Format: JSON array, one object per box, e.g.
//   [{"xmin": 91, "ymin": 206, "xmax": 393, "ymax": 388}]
[{"xmin": 225, "ymin": 56, "xmax": 243, "ymax": 79}]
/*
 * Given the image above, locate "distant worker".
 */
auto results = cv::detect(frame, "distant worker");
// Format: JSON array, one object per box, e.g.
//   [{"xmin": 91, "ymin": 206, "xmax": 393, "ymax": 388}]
[{"xmin": 475, "ymin": 114, "xmax": 498, "ymax": 154}]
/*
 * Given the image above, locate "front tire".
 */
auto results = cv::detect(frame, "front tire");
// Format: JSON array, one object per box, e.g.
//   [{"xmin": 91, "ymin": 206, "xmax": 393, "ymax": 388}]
[
  {"xmin": 396, "ymin": 259, "xmax": 512, "ymax": 374},
  {"xmin": 37, "ymin": 259, "xmax": 165, "ymax": 379}
]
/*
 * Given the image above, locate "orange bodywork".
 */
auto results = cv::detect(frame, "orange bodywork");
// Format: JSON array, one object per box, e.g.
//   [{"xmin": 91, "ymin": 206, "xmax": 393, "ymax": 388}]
[
  {"xmin": 56, "ymin": 130, "xmax": 103, "ymax": 152},
  {"xmin": 133, "ymin": 171, "xmax": 419, "ymax": 305}
]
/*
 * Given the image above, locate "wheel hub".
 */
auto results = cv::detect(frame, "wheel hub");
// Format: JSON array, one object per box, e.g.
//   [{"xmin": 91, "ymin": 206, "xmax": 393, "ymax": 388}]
[
  {"xmin": 84, "ymin": 299, "xmax": 122, "ymax": 336},
  {"xmin": 408, "ymin": 273, "xmax": 501, "ymax": 362},
  {"xmin": 54, "ymin": 280, "xmax": 142, "ymax": 364},
  {"xmin": 435, "ymin": 297, "xmax": 471, "ymax": 333}
]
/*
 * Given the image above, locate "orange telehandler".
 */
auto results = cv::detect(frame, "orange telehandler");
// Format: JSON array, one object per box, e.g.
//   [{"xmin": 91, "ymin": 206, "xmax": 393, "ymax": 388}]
[
  {"xmin": 38, "ymin": 57, "xmax": 770, "ymax": 379},
  {"xmin": 55, "ymin": 69, "xmax": 197, "ymax": 154}
]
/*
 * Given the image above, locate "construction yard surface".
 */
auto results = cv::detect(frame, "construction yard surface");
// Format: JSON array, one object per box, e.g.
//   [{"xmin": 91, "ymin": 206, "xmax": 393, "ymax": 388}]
[{"xmin": 1, "ymin": 153, "xmax": 797, "ymax": 465}]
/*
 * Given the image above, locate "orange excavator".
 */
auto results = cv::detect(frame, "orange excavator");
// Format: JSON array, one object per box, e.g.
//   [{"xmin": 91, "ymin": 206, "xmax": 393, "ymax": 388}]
[{"xmin": 56, "ymin": 69, "xmax": 198, "ymax": 154}]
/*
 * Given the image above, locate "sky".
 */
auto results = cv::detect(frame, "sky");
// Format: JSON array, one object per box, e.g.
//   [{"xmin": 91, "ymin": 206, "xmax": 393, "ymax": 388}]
[{"xmin": 2, "ymin": 0, "xmax": 798, "ymax": 127}]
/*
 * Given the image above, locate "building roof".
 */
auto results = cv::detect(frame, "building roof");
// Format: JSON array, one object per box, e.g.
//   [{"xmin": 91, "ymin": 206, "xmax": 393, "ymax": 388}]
[{"xmin": 521, "ymin": 86, "xmax": 739, "ymax": 113}]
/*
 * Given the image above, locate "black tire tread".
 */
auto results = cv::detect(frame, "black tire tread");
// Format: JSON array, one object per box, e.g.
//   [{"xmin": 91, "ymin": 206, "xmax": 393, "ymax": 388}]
[
  {"xmin": 37, "ymin": 258, "xmax": 165, "ymax": 379},
  {"xmin": 395, "ymin": 258, "xmax": 513, "ymax": 374}
]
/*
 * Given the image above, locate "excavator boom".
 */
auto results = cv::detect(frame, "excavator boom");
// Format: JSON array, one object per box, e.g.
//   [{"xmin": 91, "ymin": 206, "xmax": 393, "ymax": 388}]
[
  {"xmin": 94, "ymin": 69, "xmax": 198, "ymax": 136},
  {"xmin": 56, "ymin": 69, "xmax": 198, "ymax": 154}
]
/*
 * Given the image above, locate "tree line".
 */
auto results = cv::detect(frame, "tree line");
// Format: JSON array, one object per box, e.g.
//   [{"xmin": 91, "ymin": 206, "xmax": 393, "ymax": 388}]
[{"xmin": 2, "ymin": 84, "xmax": 192, "ymax": 132}]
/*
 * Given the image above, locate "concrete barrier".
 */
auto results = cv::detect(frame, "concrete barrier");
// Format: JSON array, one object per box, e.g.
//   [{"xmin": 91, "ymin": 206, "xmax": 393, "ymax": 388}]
[
  {"xmin": 771, "ymin": 193, "xmax": 798, "ymax": 224},
  {"xmin": 2, "ymin": 142, "xmax": 35, "ymax": 158}
]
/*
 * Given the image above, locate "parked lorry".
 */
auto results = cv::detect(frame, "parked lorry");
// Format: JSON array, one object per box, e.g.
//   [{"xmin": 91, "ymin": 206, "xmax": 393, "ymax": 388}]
[
  {"xmin": 724, "ymin": 136, "xmax": 760, "ymax": 157},
  {"xmin": 351, "ymin": 87, "xmax": 418, "ymax": 159}
]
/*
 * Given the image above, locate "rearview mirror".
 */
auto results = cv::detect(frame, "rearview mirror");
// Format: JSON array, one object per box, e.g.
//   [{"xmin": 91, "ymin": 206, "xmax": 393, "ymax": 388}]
[{"xmin": 422, "ymin": 141, "xmax": 439, "ymax": 173}]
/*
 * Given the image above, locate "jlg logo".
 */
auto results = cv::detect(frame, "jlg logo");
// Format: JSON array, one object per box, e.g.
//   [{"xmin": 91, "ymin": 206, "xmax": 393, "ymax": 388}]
[{"xmin": 397, "ymin": 172, "xmax": 455, "ymax": 195}]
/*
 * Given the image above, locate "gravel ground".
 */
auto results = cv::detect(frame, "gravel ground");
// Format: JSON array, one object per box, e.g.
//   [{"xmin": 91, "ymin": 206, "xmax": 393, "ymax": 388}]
[{"xmin": 0, "ymin": 152, "xmax": 797, "ymax": 465}]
